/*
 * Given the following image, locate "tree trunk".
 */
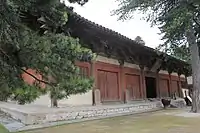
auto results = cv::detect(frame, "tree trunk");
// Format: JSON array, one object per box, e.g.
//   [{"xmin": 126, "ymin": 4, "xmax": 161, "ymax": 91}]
[
  {"xmin": 50, "ymin": 89, "xmax": 58, "ymax": 108},
  {"xmin": 51, "ymin": 96, "xmax": 58, "ymax": 108},
  {"xmin": 186, "ymin": 25, "xmax": 200, "ymax": 113}
]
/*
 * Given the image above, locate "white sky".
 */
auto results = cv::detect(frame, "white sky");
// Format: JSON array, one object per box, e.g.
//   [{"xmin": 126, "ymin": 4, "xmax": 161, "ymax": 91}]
[{"xmin": 64, "ymin": 0, "xmax": 164, "ymax": 48}]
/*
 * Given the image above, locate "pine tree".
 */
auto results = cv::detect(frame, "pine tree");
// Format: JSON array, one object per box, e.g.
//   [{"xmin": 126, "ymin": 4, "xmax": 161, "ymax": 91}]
[
  {"xmin": 134, "ymin": 36, "xmax": 145, "ymax": 45},
  {"xmin": 0, "ymin": 0, "xmax": 94, "ymax": 106}
]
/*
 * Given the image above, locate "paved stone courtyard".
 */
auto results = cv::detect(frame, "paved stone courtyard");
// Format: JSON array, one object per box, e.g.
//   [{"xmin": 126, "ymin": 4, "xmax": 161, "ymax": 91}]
[
  {"xmin": 2, "ymin": 108, "xmax": 200, "ymax": 133},
  {"xmin": 0, "ymin": 101, "xmax": 163, "ymax": 132},
  {"xmin": 19, "ymin": 108, "xmax": 200, "ymax": 133},
  {"xmin": 0, "ymin": 111, "xmax": 25, "ymax": 132},
  {"xmin": 0, "ymin": 99, "xmax": 187, "ymax": 132}
]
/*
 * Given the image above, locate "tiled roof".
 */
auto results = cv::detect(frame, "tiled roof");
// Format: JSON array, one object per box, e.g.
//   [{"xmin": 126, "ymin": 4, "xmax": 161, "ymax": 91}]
[
  {"xmin": 66, "ymin": 9, "xmax": 191, "ymax": 75},
  {"xmin": 68, "ymin": 11, "xmax": 188, "ymax": 65}
]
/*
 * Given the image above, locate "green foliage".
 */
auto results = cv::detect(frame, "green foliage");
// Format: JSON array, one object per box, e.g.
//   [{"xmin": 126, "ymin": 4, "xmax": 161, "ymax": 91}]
[
  {"xmin": 171, "ymin": 45, "xmax": 190, "ymax": 62},
  {"xmin": 0, "ymin": 0, "xmax": 94, "ymax": 105},
  {"xmin": 0, "ymin": 83, "xmax": 12, "ymax": 101},
  {"xmin": 12, "ymin": 84, "xmax": 45, "ymax": 105},
  {"xmin": 114, "ymin": 1, "xmax": 200, "ymax": 112},
  {"xmin": 67, "ymin": 0, "xmax": 88, "ymax": 5},
  {"xmin": 156, "ymin": 43, "xmax": 191, "ymax": 62}
]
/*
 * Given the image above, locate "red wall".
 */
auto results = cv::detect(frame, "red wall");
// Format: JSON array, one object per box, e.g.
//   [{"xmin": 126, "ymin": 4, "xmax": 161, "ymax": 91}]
[
  {"xmin": 22, "ymin": 61, "xmax": 185, "ymax": 104},
  {"xmin": 95, "ymin": 61, "xmax": 121, "ymax": 101},
  {"xmin": 21, "ymin": 68, "xmax": 46, "ymax": 88},
  {"xmin": 75, "ymin": 61, "xmax": 185, "ymax": 103},
  {"xmin": 123, "ymin": 67, "xmax": 141, "ymax": 100},
  {"xmin": 158, "ymin": 73, "xmax": 183, "ymax": 98}
]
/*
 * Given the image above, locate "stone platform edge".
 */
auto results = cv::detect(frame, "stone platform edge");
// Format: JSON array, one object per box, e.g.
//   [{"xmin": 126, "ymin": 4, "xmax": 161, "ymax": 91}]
[
  {"xmin": 1, "ymin": 101, "xmax": 163, "ymax": 125},
  {"xmin": 17, "ymin": 108, "xmax": 162, "ymax": 132},
  {"xmin": 0, "ymin": 107, "xmax": 28, "ymax": 124},
  {"xmin": 0, "ymin": 99, "xmax": 187, "ymax": 132}
]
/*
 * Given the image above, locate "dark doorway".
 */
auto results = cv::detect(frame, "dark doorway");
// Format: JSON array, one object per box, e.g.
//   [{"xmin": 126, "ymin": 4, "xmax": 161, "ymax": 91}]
[{"xmin": 145, "ymin": 77, "xmax": 157, "ymax": 98}]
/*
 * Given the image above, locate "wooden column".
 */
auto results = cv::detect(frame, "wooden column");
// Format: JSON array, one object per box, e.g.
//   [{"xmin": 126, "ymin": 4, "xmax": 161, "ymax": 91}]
[
  {"xmin": 90, "ymin": 61, "xmax": 100, "ymax": 106},
  {"xmin": 90, "ymin": 61, "xmax": 95, "ymax": 105},
  {"xmin": 178, "ymin": 74, "xmax": 182, "ymax": 98},
  {"xmin": 185, "ymin": 75, "xmax": 188, "ymax": 87},
  {"xmin": 168, "ymin": 69, "xmax": 173, "ymax": 97},
  {"xmin": 185, "ymin": 75, "xmax": 189, "ymax": 96},
  {"xmin": 140, "ymin": 65, "xmax": 146, "ymax": 99},
  {"xmin": 177, "ymin": 70, "xmax": 183, "ymax": 98},
  {"xmin": 168, "ymin": 73, "xmax": 172, "ymax": 97},
  {"xmin": 184, "ymin": 75, "xmax": 191, "ymax": 97},
  {"xmin": 156, "ymin": 70, "xmax": 160, "ymax": 98},
  {"xmin": 119, "ymin": 61, "xmax": 126, "ymax": 103}
]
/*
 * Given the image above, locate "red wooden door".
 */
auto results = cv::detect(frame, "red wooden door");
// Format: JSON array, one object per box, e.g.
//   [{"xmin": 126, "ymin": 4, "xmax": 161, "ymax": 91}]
[
  {"xmin": 97, "ymin": 70, "xmax": 106, "ymax": 101},
  {"xmin": 107, "ymin": 71, "xmax": 119, "ymax": 100},
  {"xmin": 125, "ymin": 74, "xmax": 140, "ymax": 100},
  {"xmin": 159, "ymin": 79, "xmax": 170, "ymax": 97},
  {"xmin": 172, "ymin": 80, "xmax": 180, "ymax": 96},
  {"xmin": 97, "ymin": 70, "xmax": 119, "ymax": 101}
]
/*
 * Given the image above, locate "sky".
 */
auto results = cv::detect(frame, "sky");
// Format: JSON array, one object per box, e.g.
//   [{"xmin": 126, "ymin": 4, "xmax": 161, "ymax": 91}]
[{"xmin": 64, "ymin": 0, "xmax": 164, "ymax": 48}]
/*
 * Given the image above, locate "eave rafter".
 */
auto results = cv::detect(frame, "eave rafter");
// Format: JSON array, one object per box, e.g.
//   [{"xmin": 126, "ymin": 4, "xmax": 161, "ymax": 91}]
[
  {"xmin": 148, "ymin": 53, "xmax": 167, "ymax": 72},
  {"xmin": 116, "ymin": 49, "xmax": 126, "ymax": 65},
  {"xmin": 103, "ymin": 41, "xmax": 113, "ymax": 58},
  {"xmin": 65, "ymin": 12, "xmax": 191, "ymax": 75},
  {"xmin": 138, "ymin": 55, "xmax": 147, "ymax": 68},
  {"xmin": 150, "ymin": 58, "xmax": 162, "ymax": 72},
  {"xmin": 123, "ymin": 45, "xmax": 140, "ymax": 64},
  {"xmin": 183, "ymin": 66, "xmax": 191, "ymax": 77}
]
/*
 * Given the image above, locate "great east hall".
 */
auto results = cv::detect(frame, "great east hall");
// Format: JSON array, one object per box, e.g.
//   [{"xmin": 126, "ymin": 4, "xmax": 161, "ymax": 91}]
[{"xmin": 23, "ymin": 11, "xmax": 191, "ymax": 106}]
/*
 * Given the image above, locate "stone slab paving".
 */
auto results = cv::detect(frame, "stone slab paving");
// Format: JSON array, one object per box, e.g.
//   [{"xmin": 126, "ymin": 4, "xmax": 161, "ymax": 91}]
[
  {"xmin": 0, "ymin": 111, "xmax": 25, "ymax": 132},
  {"xmin": 17, "ymin": 108, "xmax": 162, "ymax": 132},
  {"xmin": 0, "ymin": 101, "xmax": 163, "ymax": 125},
  {"xmin": 171, "ymin": 107, "xmax": 200, "ymax": 118},
  {"xmin": 24, "ymin": 108, "xmax": 200, "ymax": 133}
]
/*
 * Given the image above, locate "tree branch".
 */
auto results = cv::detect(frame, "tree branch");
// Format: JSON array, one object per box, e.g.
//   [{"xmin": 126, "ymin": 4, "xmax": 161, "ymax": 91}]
[
  {"xmin": 193, "ymin": 18, "xmax": 200, "ymax": 27},
  {"xmin": 0, "ymin": 47, "xmax": 9, "ymax": 58},
  {"xmin": 20, "ymin": 68, "xmax": 55, "ymax": 86},
  {"xmin": 0, "ymin": 47, "xmax": 56, "ymax": 87}
]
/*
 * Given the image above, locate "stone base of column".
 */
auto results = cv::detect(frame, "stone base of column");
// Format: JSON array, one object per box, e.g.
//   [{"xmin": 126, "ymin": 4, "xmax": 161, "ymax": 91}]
[
  {"xmin": 94, "ymin": 89, "xmax": 102, "ymax": 105},
  {"xmin": 125, "ymin": 89, "xmax": 131, "ymax": 103}
]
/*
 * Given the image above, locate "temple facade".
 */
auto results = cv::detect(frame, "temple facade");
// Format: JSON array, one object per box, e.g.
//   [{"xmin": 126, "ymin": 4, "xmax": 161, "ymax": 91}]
[{"xmin": 23, "ymin": 11, "xmax": 190, "ymax": 107}]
